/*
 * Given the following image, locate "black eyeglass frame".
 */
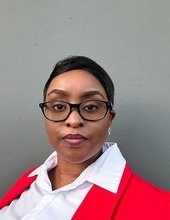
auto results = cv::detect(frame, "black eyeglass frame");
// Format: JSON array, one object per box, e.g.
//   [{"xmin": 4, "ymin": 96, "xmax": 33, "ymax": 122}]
[{"xmin": 39, "ymin": 100, "xmax": 113, "ymax": 122}]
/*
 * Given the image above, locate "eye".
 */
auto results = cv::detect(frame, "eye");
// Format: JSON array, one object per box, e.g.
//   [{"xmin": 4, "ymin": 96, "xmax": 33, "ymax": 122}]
[
  {"xmin": 46, "ymin": 101, "xmax": 68, "ymax": 112},
  {"xmin": 53, "ymin": 103, "xmax": 67, "ymax": 112},
  {"xmin": 83, "ymin": 104, "xmax": 98, "ymax": 111}
]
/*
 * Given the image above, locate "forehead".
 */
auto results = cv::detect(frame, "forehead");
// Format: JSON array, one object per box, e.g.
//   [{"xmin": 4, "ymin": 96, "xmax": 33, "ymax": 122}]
[{"xmin": 46, "ymin": 69, "xmax": 107, "ymax": 100}]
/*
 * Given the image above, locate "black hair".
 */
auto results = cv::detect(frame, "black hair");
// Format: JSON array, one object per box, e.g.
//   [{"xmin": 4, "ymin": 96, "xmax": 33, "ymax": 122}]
[{"xmin": 43, "ymin": 56, "xmax": 115, "ymax": 105}]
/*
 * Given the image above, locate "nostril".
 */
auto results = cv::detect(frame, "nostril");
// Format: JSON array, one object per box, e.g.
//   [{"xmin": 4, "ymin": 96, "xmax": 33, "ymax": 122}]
[{"xmin": 66, "ymin": 122, "xmax": 84, "ymax": 128}]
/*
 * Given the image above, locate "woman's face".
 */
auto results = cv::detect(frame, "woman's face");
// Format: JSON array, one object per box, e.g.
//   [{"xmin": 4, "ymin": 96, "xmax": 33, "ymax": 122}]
[{"xmin": 44, "ymin": 69, "xmax": 115, "ymax": 165}]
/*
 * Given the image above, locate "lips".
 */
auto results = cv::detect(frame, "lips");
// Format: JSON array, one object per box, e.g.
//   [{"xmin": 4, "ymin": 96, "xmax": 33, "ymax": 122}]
[{"xmin": 62, "ymin": 134, "xmax": 87, "ymax": 147}]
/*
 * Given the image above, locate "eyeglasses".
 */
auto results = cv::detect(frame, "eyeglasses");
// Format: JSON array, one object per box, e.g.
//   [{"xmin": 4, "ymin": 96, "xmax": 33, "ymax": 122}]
[{"xmin": 39, "ymin": 100, "xmax": 113, "ymax": 122}]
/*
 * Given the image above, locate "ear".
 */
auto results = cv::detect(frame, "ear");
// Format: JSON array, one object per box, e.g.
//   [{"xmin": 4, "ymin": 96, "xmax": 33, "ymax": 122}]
[{"xmin": 108, "ymin": 109, "xmax": 116, "ymax": 126}]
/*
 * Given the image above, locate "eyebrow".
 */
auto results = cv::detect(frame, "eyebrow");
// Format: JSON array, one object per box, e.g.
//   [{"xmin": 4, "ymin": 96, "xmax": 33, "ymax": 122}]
[
  {"xmin": 81, "ymin": 90, "xmax": 106, "ymax": 99},
  {"xmin": 47, "ymin": 89, "xmax": 69, "ymax": 97},
  {"xmin": 47, "ymin": 89, "xmax": 106, "ymax": 100}
]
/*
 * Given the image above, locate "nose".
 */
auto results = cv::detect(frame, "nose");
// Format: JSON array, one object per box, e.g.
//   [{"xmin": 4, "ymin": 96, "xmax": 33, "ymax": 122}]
[{"xmin": 65, "ymin": 109, "xmax": 84, "ymax": 128}]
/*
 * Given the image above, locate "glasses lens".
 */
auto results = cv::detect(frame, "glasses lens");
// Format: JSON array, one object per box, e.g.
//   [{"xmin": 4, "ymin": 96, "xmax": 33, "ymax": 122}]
[
  {"xmin": 80, "ymin": 100, "xmax": 108, "ymax": 121},
  {"xmin": 44, "ymin": 101, "xmax": 70, "ymax": 121}
]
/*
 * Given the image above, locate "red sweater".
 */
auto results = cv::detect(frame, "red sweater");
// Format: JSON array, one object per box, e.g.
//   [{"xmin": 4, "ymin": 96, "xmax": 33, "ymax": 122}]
[{"xmin": 0, "ymin": 165, "xmax": 170, "ymax": 219}]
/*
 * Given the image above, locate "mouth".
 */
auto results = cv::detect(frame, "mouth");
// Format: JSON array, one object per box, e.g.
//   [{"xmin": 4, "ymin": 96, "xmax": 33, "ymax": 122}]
[{"xmin": 62, "ymin": 134, "xmax": 87, "ymax": 147}]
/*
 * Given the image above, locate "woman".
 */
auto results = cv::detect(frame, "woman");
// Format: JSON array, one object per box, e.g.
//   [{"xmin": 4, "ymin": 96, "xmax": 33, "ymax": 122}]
[{"xmin": 0, "ymin": 56, "xmax": 170, "ymax": 219}]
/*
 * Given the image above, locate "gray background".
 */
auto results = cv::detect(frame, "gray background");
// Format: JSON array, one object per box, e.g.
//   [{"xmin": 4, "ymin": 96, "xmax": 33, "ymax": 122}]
[{"xmin": 0, "ymin": 0, "xmax": 170, "ymax": 197}]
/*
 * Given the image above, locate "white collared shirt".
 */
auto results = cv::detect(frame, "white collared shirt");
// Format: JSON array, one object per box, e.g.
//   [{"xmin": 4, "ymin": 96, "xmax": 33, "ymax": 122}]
[{"xmin": 0, "ymin": 143, "xmax": 126, "ymax": 220}]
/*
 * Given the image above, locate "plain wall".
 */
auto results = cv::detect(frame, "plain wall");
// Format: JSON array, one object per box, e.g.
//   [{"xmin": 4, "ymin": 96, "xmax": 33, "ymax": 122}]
[{"xmin": 0, "ymin": 0, "xmax": 170, "ymax": 197}]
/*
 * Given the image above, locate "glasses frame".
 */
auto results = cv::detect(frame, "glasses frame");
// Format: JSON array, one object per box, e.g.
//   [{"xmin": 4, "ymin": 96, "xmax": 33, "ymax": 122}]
[{"xmin": 39, "ymin": 99, "xmax": 113, "ymax": 122}]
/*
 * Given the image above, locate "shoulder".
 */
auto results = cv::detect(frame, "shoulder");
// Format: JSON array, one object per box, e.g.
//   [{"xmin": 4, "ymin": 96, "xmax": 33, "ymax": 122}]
[
  {"xmin": 121, "ymin": 165, "xmax": 170, "ymax": 205},
  {"xmin": 0, "ymin": 166, "xmax": 38, "ymax": 210},
  {"xmin": 131, "ymin": 169, "xmax": 169, "ymax": 198},
  {"xmin": 112, "ymin": 165, "xmax": 170, "ymax": 219}
]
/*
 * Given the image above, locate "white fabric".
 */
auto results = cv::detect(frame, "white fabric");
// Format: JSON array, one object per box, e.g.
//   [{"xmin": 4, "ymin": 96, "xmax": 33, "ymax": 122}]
[{"xmin": 0, "ymin": 142, "xmax": 126, "ymax": 220}]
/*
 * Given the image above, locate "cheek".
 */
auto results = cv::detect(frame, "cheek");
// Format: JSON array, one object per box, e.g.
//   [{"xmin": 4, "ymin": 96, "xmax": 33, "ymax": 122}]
[
  {"xmin": 91, "ymin": 120, "xmax": 110, "ymax": 144},
  {"xmin": 44, "ymin": 120, "xmax": 59, "ymax": 145}
]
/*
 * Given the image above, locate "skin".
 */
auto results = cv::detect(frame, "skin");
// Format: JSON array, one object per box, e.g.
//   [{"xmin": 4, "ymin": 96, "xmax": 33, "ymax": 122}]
[{"xmin": 44, "ymin": 69, "xmax": 116, "ymax": 189}]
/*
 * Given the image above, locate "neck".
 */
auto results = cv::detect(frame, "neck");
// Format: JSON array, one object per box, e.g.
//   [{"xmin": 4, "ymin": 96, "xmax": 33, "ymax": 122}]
[{"xmin": 49, "ymin": 150, "xmax": 102, "ymax": 190}]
